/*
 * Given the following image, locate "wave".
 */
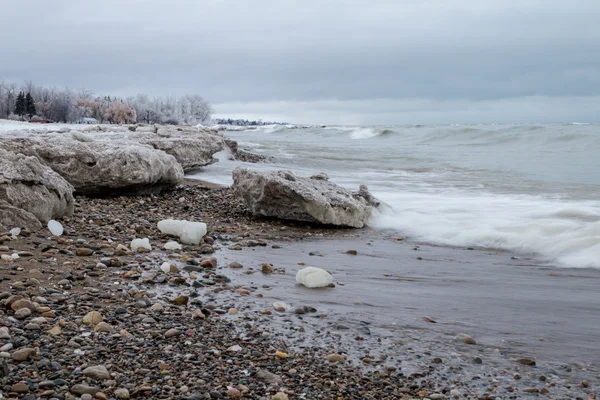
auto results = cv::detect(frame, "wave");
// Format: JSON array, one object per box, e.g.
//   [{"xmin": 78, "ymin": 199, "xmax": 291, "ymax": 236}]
[
  {"xmin": 371, "ymin": 190, "xmax": 600, "ymax": 268},
  {"xmin": 349, "ymin": 127, "xmax": 395, "ymax": 139}
]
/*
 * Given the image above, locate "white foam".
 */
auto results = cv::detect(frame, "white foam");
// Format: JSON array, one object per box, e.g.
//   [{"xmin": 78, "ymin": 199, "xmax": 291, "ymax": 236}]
[{"xmin": 371, "ymin": 190, "xmax": 600, "ymax": 268}]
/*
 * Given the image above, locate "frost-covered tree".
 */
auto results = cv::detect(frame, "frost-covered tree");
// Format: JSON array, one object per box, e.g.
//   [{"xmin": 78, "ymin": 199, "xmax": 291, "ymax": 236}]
[{"xmin": 104, "ymin": 101, "xmax": 137, "ymax": 124}]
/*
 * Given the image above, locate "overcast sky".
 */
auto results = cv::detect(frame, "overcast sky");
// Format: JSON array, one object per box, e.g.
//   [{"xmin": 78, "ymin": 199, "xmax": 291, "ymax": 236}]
[{"xmin": 1, "ymin": 0, "xmax": 599, "ymax": 124}]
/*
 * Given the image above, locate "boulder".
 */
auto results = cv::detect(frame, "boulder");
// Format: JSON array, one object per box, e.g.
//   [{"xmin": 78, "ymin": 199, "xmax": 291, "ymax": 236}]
[
  {"xmin": 231, "ymin": 168, "xmax": 379, "ymax": 228},
  {"xmin": 0, "ymin": 148, "xmax": 74, "ymax": 232},
  {"xmin": 0, "ymin": 138, "xmax": 183, "ymax": 195},
  {"xmin": 143, "ymin": 136, "xmax": 223, "ymax": 172},
  {"xmin": 296, "ymin": 267, "xmax": 333, "ymax": 288}
]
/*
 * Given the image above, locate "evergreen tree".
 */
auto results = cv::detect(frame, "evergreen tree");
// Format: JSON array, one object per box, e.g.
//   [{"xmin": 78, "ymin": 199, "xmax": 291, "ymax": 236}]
[
  {"xmin": 25, "ymin": 92, "xmax": 36, "ymax": 118},
  {"xmin": 14, "ymin": 92, "xmax": 26, "ymax": 119}
]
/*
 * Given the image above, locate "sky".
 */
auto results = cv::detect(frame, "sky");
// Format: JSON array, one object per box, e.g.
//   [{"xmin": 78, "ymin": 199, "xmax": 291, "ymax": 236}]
[{"xmin": 1, "ymin": 0, "xmax": 599, "ymax": 124}]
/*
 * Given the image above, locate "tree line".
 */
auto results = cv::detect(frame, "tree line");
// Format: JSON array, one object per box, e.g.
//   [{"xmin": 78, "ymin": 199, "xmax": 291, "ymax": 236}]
[{"xmin": 0, "ymin": 81, "xmax": 212, "ymax": 125}]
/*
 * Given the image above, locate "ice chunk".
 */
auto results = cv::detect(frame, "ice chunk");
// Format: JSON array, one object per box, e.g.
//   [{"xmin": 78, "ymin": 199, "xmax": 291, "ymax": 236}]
[
  {"xmin": 10, "ymin": 227, "xmax": 20, "ymax": 239},
  {"xmin": 295, "ymin": 267, "xmax": 333, "ymax": 288},
  {"xmin": 160, "ymin": 262, "xmax": 171, "ymax": 274},
  {"xmin": 47, "ymin": 220, "xmax": 64, "ymax": 236},
  {"xmin": 164, "ymin": 241, "xmax": 182, "ymax": 250},
  {"xmin": 157, "ymin": 219, "xmax": 207, "ymax": 245},
  {"xmin": 11, "ymin": 253, "xmax": 20, "ymax": 260},
  {"xmin": 130, "ymin": 238, "xmax": 152, "ymax": 252}
]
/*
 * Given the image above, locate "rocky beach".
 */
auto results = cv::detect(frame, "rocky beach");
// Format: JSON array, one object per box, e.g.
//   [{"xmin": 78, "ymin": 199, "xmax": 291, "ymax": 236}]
[{"xmin": 0, "ymin": 121, "xmax": 598, "ymax": 400}]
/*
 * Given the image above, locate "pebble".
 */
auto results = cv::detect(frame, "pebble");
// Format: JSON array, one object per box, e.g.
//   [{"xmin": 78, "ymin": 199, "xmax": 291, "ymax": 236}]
[
  {"xmin": 114, "ymin": 388, "xmax": 130, "ymax": 399},
  {"xmin": 456, "ymin": 333, "xmax": 476, "ymax": 344},
  {"xmin": 11, "ymin": 382, "xmax": 29, "ymax": 393},
  {"xmin": 0, "ymin": 326, "xmax": 10, "ymax": 339},
  {"xmin": 229, "ymin": 262, "xmax": 243, "ymax": 268},
  {"xmin": 83, "ymin": 365, "xmax": 111, "ymax": 380},
  {"xmin": 81, "ymin": 395, "xmax": 93, "ymax": 400},
  {"xmin": 94, "ymin": 322, "xmax": 113, "ymax": 333},
  {"xmin": 71, "ymin": 384, "xmax": 100, "ymax": 395},
  {"xmin": 76, "ymin": 248, "xmax": 94, "ymax": 256},
  {"xmin": 275, "ymin": 351, "xmax": 289, "ymax": 358},
  {"xmin": 173, "ymin": 295, "xmax": 189, "ymax": 306},
  {"xmin": 12, "ymin": 347, "xmax": 36, "ymax": 361},
  {"xmin": 272, "ymin": 393, "xmax": 289, "ymax": 400},
  {"xmin": 11, "ymin": 299, "xmax": 36, "ymax": 312},
  {"xmin": 226, "ymin": 388, "xmax": 242, "ymax": 398},
  {"xmin": 518, "ymin": 357, "xmax": 536, "ymax": 366},
  {"xmin": 14, "ymin": 307, "xmax": 32, "ymax": 319},
  {"xmin": 228, "ymin": 308, "xmax": 238, "ymax": 315},
  {"xmin": 165, "ymin": 328, "xmax": 180, "ymax": 338},
  {"xmin": 326, "ymin": 353, "xmax": 345, "ymax": 362},
  {"xmin": 82, "ymin": 311, "xmax": 103, "ymax": 327}
]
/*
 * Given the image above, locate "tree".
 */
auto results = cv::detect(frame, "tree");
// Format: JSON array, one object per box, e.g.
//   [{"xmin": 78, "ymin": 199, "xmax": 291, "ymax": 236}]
[
  {"xmin": 25, "ymin": 92, "xmax": 36, "ymax": 118},
  {"xmin": 14, "ymin": 92, "xmax": 26, "ymax": 119}
]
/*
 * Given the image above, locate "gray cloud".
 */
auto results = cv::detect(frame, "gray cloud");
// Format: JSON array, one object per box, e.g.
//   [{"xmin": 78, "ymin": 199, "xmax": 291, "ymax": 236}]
[{"xmin": 1, "ymin": 0, "xmax": 599, "ymax": 123}]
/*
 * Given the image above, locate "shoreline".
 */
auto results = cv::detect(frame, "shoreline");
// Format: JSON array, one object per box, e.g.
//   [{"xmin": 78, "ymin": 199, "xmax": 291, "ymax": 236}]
[{"xmin": 0, "ymin": 183, "xmax": 597, "ymax": 399}]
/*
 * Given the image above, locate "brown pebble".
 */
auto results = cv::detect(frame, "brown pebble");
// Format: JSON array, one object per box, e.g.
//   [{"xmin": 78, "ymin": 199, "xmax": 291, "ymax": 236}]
[{"xmin": 517, "ymin": 358, "xmax": 536, "ymax": 366}]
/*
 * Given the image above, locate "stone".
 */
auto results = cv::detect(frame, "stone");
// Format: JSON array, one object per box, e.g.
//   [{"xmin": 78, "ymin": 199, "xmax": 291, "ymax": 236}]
[
  {"xmin": 296, "ymin": 267, "xmax": 333, "ymax": 288},
  {"xmin": 0, "ymin": 138, "xmax": 183, "ymax": 195},
  {"xmin": 12, "ymin": 347, "xmax": 37, "ymax": 361},
  {"xmin": 272, "ymin": 393, "xmax": 289, "ymax": 400},
  {"xmin": 81, "ymin": 395, "xmax": 93, "ymax": 400},
  {"xmin": 94, "ymin": 322, "xmax": 113, "ymax": 333},
  {"xmin": 11, "ymin": 382, "xmax": 29, "ymax": 393},
  {"xmin": 346, "ymin": 250, "xmax": 358, "ymax": 255},
  {"xmin": 71, "ymin": 384, "xmax": 100, "ymax": 396},
  {"xmin": 83, "ymin": 365, "xmax": 110, "ymax": 380},
  {"xmin": 114, "ymin": 388, "xmax": 130, "ymax": 399},
  {"xmin": 0, "ymin": 326, "xmax": 10, "ymax": 339},
  {"xmin": 256, "ymin": 369, "xmax": 283, "ymax": 385},
  {"xmin": 226, "ymin": 388, "xmax": 242, "ymax": 398},
  {"xmin": 76, "ymin": 248, "xmax": 93, "ymax": 256},
  {"xmin": 517, "ymin": 358, "xmax": 536, "ymax": 366},
  {"xmin": 275, "ymin": 351, "xmax": 289, "ymax": 358},
  {"xmin": 47, "ymin": 219, "xmax": 64, "ymax": 236},
  {"xmin": 326, "ymin": 353, "xmax": 345, "ymax": 362},
  {"xmin": 150, "ymin": 303, "xmax": 164, "ymax": 311},
  {"xmin": 228, "ymin": 308, "xmax": 238, "ymax": 315},
  {"xmin": 82, "ymin": 311, "xmax": 103, "ymax": 327},
  {"xmin": 165, "ymin": 328, "xmax": 179, "ymax": 338},
  {"xmin": 142, "ymin": 135, "xmax": 223, "ymax": 172},
  {"xmin": 232, "ymin": 168, "xmax": 380, "ymax": 227},
  {"xmin": 173, "ymin": 295, "xmax": 189, "ymax": 306},
  {"xmin": 11, "ymin": 299, "xmax": 36, "ymax": 312},
  {"xmin": 0, "ymin": 148, "xmax": 74, "ymax": 232},
  {"xmin": 261, "ymin": 263, "xmax": 274, "ymax": 273},
  {"xmin": 456, "ymin": 333, "xmax": 476, "ymax": 345},
  {"xmin": 14, "ymin": 308, "xmax": 32, "ymax": 319},
  {"xmin": 229, "ymin": 262, "xmax": 243, "ymax": 268}
]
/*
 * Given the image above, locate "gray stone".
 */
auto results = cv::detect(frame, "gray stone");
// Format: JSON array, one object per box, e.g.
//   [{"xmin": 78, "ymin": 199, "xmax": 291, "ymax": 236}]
[
  {"xmin": 232, "ymin": 168, "xmax": 380, "ymax": 228},
  {"xmin": 71, "ymin": 384, "xmax": 100, "ymax": 395},
  {"xmin": 0, "ymin": 148, "xmax": 74, "ymax": 232},
  {"xmin": 82, "ymin": 365, "xmax": 110, "ymax": 380}
]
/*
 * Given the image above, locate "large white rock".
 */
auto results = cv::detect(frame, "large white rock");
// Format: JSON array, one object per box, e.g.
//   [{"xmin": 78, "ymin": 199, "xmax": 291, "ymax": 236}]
[
  {"xmin": 0, "ymin": 138, "xmax": 184, "ymax": 195},
  {"xmin": 157, "ymin": 219, "xmax": 207, "ymax": 245},
  {"xmin": 0, "ymin": 148, "xmax": 74, "ymax": 232},
  {"xmin": 232, "ymin": 168, "xmax": 380, "ymax": 228},
  {"xmin": 143, "ymin": 136, "xmax": 224, "ymax": 172},
  {"xmin": 296, "ymin": 267, "xmax": 333, "ymax": 288}
]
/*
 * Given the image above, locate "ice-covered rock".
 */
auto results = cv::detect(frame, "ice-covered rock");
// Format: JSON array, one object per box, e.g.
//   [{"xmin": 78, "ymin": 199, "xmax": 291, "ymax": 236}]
[
  {"xmin": 0, "ymin": 138, "xmax": 183, "ymax": 195},
  {"xmin": 143, "ymin": 136, "xmax": 224, "ymax": 172},
  {"xmin": 10, "ymin": 227, "xmax": 21, "ymax": 239},
  {"xmin": 232, "ymin": 168, "xmax": 380, "ymax": 228},
  {"xmin": 47, "ymin": 220, "xmax": 64, "ymax": 236},
  {"xmin": 163, "ymin": 241, "xmax": 182, "ymax": 250},
  {"xmin": 157, "ymin": 219, "xmax": 207, "ymax": 245},
  {"xmin": 130, "ymin": 238, "xmax": 152, "ymax": 252},
  {"xmin": 0, "ymin": 148, "xmax": 74, "ymax": 232},
  {"xmin": 296, "ymin": 267, "xmax": 333, "ymax": 288}
]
